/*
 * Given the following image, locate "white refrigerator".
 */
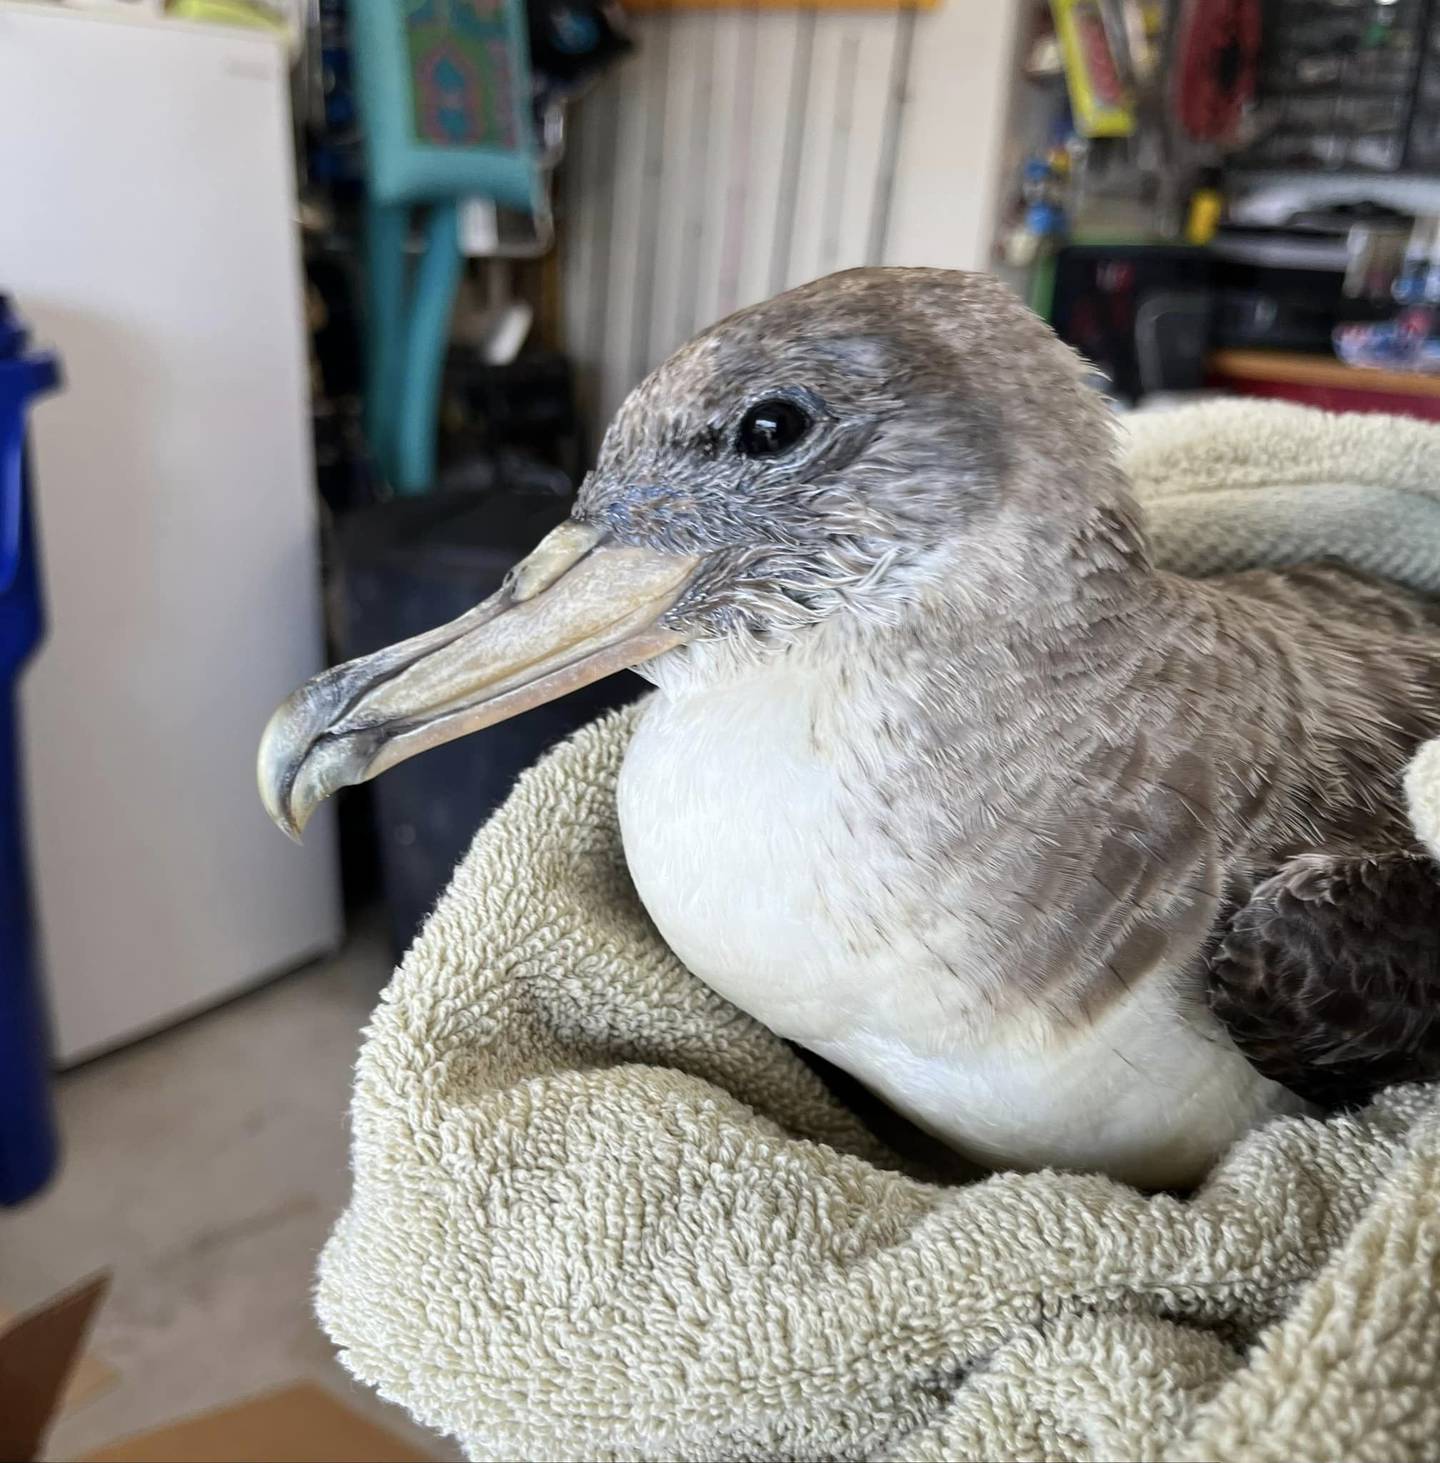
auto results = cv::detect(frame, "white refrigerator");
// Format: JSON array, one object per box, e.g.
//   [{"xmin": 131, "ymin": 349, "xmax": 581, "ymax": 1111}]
[{"xmin": 0, "ymin": 2, "xmax": 343, "ymax": 1061}]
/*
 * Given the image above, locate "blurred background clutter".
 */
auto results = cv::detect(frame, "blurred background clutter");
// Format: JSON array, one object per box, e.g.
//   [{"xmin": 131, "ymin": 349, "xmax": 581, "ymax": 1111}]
[
  {"xmin": 3, "ymin": 0, "xmax": 1440, "ymax": 1456},
  {"xmin": 1006, "ymin": 0, "xmax": 1440, "ymax": 405}
]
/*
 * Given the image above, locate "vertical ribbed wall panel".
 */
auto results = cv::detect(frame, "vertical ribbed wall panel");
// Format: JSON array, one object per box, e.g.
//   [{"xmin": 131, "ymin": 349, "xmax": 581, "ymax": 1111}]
[{"xmin": 561, "ymin": 6, "xmax": 920, "ymax": 440}]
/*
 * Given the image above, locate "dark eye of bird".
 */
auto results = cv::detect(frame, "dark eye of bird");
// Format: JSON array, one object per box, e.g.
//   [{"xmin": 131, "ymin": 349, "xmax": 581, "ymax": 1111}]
[{"xmin": 736, "ymin": 398, "xmax": 811, "ymax": 458}]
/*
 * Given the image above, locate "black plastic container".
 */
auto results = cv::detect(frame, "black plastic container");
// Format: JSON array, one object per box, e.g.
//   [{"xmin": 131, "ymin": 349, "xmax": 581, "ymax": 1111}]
[{"xmin": 333, "ymin": 489, "xmax": 644, "ymax": 952}]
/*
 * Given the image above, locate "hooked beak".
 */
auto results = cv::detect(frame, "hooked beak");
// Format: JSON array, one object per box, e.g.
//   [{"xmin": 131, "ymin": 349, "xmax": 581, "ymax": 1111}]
[{"xmin": 257, "ymin": 522, "xmax": 698, "ymax": 840}]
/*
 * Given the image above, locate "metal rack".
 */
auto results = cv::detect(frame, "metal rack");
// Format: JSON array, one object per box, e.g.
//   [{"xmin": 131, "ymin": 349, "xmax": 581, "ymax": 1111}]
[{"xmin": 1243, "ymin": 0, "xmax": 1440, "ymax": 172}]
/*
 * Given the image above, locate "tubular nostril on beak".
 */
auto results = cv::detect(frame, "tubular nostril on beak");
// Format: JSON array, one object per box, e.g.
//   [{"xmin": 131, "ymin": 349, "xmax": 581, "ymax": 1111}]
[{"xmin": 507, "ymin": 521, "xmax": 604, "ymax": 602}]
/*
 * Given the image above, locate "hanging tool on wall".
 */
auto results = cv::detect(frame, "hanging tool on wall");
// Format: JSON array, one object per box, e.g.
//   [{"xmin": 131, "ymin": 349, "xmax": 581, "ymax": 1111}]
[
  {"xmin": 1051, "ymin": 0, "xmax": 1136, "ymax": 137},
  {"xmin": 1170, "ymin": 0, "xmax": 1261, "ymax": 147}
]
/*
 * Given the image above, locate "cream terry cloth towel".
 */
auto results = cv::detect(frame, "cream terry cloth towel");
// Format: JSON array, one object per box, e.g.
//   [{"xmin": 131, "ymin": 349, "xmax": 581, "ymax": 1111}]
[{"xmin": 317, "ymin": 401, "xmax": 1440, "ymax": 1463}]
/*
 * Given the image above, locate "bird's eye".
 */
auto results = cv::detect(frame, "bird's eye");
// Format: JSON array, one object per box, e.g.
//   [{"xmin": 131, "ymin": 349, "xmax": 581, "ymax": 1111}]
[{"xmin": 736, "ymin": 398, "xmax": 811, "ymax": 458}]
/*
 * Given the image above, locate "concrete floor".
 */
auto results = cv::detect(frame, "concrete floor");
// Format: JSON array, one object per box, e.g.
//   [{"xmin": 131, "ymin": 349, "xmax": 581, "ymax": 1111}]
[{"xmin": 1, "ymin": 921, "xmax": 457, "ymax": 1461}]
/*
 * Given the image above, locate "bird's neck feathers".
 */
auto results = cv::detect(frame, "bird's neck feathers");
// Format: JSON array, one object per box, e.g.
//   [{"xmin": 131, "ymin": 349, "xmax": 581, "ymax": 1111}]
[
  {"xmin": 842, "ymin": 488, "xmax": 1172, "ymax": 765},
  {"xmin": 650, "ymin": 457, "xmax": 1158, "ymax": 704}
]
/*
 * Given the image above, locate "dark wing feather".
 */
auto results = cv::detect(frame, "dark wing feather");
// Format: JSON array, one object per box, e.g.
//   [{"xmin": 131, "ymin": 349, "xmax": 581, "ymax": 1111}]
[{"xmin": 1208, "ymin": 852, "xmax": 1440, "ymax": 1109}]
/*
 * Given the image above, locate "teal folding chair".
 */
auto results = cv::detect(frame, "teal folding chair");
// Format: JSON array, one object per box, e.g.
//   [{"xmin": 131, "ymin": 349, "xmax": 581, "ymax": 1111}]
[{"xmin": 349, "ymin": 0, "xmax": 545, "ymax": 495}]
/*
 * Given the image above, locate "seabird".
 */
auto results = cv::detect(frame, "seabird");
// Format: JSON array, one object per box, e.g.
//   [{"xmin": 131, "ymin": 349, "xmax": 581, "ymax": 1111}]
[{"xmin": 259, "ymin": 269, "xmax": 1440, "ymax": 1187}]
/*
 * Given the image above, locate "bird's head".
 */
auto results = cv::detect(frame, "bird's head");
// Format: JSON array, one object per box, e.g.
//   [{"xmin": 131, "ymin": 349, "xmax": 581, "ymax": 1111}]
[{"xmin": 259, "ymin": 268, "xmax": 1137, "ymax": 838}]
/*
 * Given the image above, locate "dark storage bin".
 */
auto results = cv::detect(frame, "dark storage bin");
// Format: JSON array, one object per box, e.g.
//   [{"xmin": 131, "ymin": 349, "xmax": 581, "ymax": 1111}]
[{"xmin": 334, "ymin": 489, "xmax": 645, "ymax": 951}]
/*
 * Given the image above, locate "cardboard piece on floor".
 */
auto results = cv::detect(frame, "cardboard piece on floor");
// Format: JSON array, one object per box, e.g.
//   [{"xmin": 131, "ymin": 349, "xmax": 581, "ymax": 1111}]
[
  {"xmin": 0, "ymin": 1273, "xmax": 111, "ymax": 1463},
  {"xmin": 78, "ymin": 1382, "xmax": 435, "ymax": 1463},
  {"xmin": 0, "ymin": 1302, "xmax": 119, "ymax": 1414}
]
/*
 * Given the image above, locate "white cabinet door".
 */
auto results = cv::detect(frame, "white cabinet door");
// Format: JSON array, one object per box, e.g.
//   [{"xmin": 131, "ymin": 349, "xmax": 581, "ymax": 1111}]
[{"xmin": 0, "ymin": 4, "xmax": 343, "ymax": 1061}]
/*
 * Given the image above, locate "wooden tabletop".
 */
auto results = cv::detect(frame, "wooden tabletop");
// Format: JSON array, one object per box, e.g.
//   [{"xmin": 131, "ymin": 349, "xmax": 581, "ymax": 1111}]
[{"xmin": 1209, "ymin": 349, "xmax": 1440, "ymax": 399}]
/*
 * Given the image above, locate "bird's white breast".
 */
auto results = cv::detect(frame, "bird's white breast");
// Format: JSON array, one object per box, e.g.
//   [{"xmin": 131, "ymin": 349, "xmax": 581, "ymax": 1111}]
[
  {"xmin": 619, "ymin": 666, "xmax": 866, "ymax": 1044},
  {"xmin": 617, "ymin": 661, "xmax": 1301, "ymax": 1187}
]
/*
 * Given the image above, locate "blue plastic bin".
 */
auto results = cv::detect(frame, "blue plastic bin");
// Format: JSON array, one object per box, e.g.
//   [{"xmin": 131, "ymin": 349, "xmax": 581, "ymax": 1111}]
[{"xmin": 0, "ymin": 295, "xmax": 59, "ymax": 1206}]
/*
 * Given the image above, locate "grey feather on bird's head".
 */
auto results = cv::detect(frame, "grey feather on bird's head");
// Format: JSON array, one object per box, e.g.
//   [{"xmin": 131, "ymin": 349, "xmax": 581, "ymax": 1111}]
[{"xmin": 575, "ymin": 267, "xmax": 1145, "ymax": 670}]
